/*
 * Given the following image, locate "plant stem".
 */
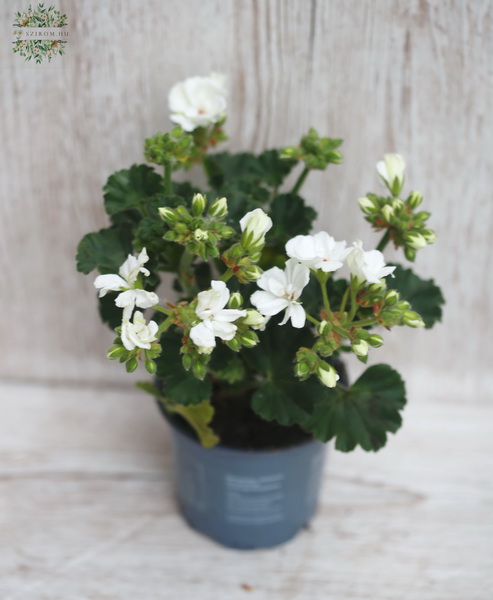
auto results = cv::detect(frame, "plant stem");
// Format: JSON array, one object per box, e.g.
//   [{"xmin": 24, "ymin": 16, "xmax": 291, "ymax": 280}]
[
  {"xmin": 153, "ymin": 305, "xmax": 173, "ymax": 317},
  {"xmin": 178, "ymin": 249, "xmax": 196, "ymax": 295},
  {"xmin": 376, "ymin": 230, "xmax": 391, "ymax": 253},
  {"xmin": 347, "ymin": 276, "xmax": 359, "ymax": 323},
  {"xmin": 350, "ymin": 317, "xmax": 377, "ymax": 328},
  {"xmin": 292, "ymin": 167, "xmax": 310, "ymax": 195},
  {"xmin": 317, "ymin": 272, "xmax": 332, "ymax": 321},
  {"xmin": 306, "ymin": 313, "xmax": 320, "ymax": 327},
  {"xmin": 157, "ymin": 314, "xmax": 175, "ymax": 335},
  {"xmin": 339, "ymin": 286, "xmax": 350, "ymax": 315},
  {"xmin": 164, "ymin": 163, "xmax": 172, "ymax": 196},
  {"xmin": 220, "ymin": 268, "xmax": 233, "ymax": 282}
]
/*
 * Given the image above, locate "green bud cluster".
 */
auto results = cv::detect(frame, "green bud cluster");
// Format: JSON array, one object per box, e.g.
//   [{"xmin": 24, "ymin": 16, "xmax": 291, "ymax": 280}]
[
  {"xmin": 358, "ymin": 191, "xmax": 435, "ymax": 261},
  {"xmin": 281, "ymin": 128, "xmax": 343, "ymax": 170},
  {"xmin": 221, "ymin": 243, "xmax": 264, "ymax": 283},
  {"xmin": 159, "ymin": 194, "xmax": 234, "ymax": 260},
  {"xmin": 107, "ymin": 336, "xmax": 161, "ymax": 375},
  {"xmin": 294, "ymin": 347, "xmax": 339, "ymax": 388},
  {"xmin": 144, "ymin": 126, "xmax": 195, "ymax": 169}
]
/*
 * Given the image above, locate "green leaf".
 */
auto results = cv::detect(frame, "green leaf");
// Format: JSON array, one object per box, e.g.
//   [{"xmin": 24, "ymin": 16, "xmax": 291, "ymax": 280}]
[
  {"xmin": 76, "ymin": 226, "xmax": 133, "ymax": 274},
  {"xmin": 154, "ymin": 331, "xmax": 212, "ymax": 405},
  {"xmin": 304, "ymin": 364, "xmax": 406, "ymax": 452},
  {"xmin": 204, "ymin": 150, "xmax": 296, "ymax": 190},
  {"xmin": 390, "ymin": 265, "xmax": 445, "ymax": 328},
  {"xmin": 136, "ymin": 382, "xmax": 219, "ymax": 448},
  {"xmin": 103, "ymin": 164, "xmax": 162, "ymax": 216},
  {"xmin": 252, "ymin": 380, "xmax": 320, "ymax": 427},
  {"xmin": 268, "ymin": 194, "xmax": 317, "ymax": 244}
]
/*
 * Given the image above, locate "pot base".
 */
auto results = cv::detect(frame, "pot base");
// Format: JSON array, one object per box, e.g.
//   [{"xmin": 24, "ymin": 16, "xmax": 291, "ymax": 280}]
[{"xmin": 169, "ymin": 421, "xmax": 326, "ymax": 550}]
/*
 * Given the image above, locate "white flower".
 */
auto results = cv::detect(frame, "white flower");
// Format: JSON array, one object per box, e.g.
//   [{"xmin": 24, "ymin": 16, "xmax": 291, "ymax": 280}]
[
  {"xmin": 251, "ymin": 258, "xmax": 310, "ymax": 328},
  {"xmin": 286, "ymin": 232, "xmax": 350, "ymax": 273},
  {"xmin": 376, "ymin": 153, "xmax": 405, "ymax": 195},
  {"xmin": 121, "ymin": 311, "xmax": 159, "ymax": 351},
  {"xmin": 190, "ymin": 281, "xmax": 246, "ymax": 354},
  {"xmin": 94, "ymin": 248, "xmax": 159, "ymax": 320},
  {"xmin": 168, "ymin": 73, "xmax": 227, "ymax": 132},
  {"xmin": 240, "ymin": 208, "xmax": 273, "ymax": 248},
  {"xmin": 346, "ymin": 241, "xmax": 396, "ymax": 284}
]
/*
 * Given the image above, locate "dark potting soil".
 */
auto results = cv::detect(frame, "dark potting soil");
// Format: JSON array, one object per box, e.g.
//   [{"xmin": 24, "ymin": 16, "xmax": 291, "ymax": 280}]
[{"xmin": 208, "ymin": 387, "xmax": 311, "ymax": 450}]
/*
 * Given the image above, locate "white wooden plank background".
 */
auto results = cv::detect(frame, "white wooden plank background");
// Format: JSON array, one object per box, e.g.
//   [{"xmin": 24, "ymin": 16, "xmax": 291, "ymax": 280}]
[
  {"xmin": 0, "ymin": 0, "xmax": 491, "ymax": 398},
  {"xmin": 0, "ymin": 379, "xmax": 492, "ymax": 599}
]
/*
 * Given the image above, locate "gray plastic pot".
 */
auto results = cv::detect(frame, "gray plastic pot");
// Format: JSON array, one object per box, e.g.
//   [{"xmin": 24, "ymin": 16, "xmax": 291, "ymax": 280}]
[{"xmin": 167, "ymin": 418, "xmax": 326, "ymax": 550}]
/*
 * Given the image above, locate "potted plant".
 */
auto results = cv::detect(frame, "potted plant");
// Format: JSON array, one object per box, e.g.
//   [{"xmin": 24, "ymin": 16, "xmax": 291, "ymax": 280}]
[{"xmin": 76, "ymin": 73, "xmax": 444, "ymax": 549}]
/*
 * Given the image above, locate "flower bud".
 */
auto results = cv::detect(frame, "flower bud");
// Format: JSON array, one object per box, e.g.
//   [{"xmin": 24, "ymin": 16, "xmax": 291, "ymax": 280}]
[
  {"xmin": 164, "ymin": 231, "xmax": 177, "ymax": 242},
  {"xmin": 376, "ymin": 153, "xmax": 405, "ymax": 197},
  {"xmin": 192, "ymin": 360, "xmax": 207, "ymax": 380},
  {"xmin": 295, "ymin": 361, "xmax": 311, "ymax": 379},
  {"xmin": 381, "ymin": 204, "xmax": 394, "ymax": 223},
  {"xmin": 352, "ymin": 339, "xmax": 369, "ymax": 357},
  {"xmin": 404, "ymin": 247, "xmax": 416, "ymax": 261},
  {"xmin": 145, "ymin": 359, "xmax": 157, "ymax": 374},
  {"xmin": 407, "ymin": 191, "xmax": 423, "ymax": 209},
  {"xmin": 221, "ymin": 226, "xmax": 235, "ymax": 238},
  {"xmin": 192, "ymin": 193, "xmax": 206, "ymax": 216},
  {"xmin": 358, "ymin": 196, "xmax": 378, "ymax": 214},
  {"xmin": 405, "ymin": 233, "xmax": 427, "ymax": 250},
  {"xmin": 106, "ymin": 345, "xmax": 127, "ymax": 360},
  {"xmin": 228, "ymin": 292, "xmax": 243, "ymax": 309},
  {"xmin": 193, "ymin": 228, "xmax": 209, "ymax": 241},
  {"xmin": 208, "ymin": 197, "xmax": 228, "ymax": 218},
  {"xmin": 125, "ymin": 357, "xmax": 139, "ymax": 373},
  {"xmin": 317, "ymin": 364, "xmax": 339, "ymax": 388},
  {"xmin": 385, "ymin": 290, "xmax": 399, "ymax": 306},
  {"xmin": 240, "ymin": 208, "xmax": 273, "ymax": 249},
  {"xmin": 414, "ymin": 211, "xmax": 431, "ymax": 224},
  {"xmin": 239, "ymin": 330, "xmax": 259, "ymax": 348},
  {"xmin": 242, "ymin": 309, "xmax": 265, "ymax": 328},
  {"xmin": 318, "ymin": 320, "xmax": 330, "ymax": 335},
  {"xmin": 368, "ymin": 334, "xmax": 384, "ymax": 348},
  {"xmin": 392, "ymin": 198, "xmax": 404, "ymax": 212},
  {"xmin": 421, "ymin": 228, "xmax": 436, "ymax": 244},
  {"xmin": 175, "ymin": 223, "xmax": 188, "ymax": 234},
  {"xmin": 176, "ymin": 205, "xmax": 190, "ymax": 219},
  {"xmin": 182, "ymin": 353, "xmax": 193, "ymax": 371},
  {"xmin": 226, "ymin": 338, "xmax": 242, "ymax": 352},
  {"xmin": 158, "ymin": 207, "xmax": 178, "ymax": 225},
  {"xmin": 403, "ymin": 311, "xmax": 425, "ymax": 328},
  {"xmin": 242, "ymin": 265, "xmax": 263, "ymax": 281}
]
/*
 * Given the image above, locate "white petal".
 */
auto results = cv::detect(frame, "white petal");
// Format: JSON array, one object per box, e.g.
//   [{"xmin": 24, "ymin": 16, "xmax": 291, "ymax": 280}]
[
  {"xmin": 251, "ymin": 291, "xmax": 289, "ymax": 316},
  {"xmin": 115, "ymin": 289, "xmax": 136, "ymax": 308},
  {"xmin": 211, "ymin": 320, "xmax": 237, "ymax": 341},
  {"xmin": 190, "ymin": 321, "xmax": 216, "ymax": 349},
  {"xmin": 214, "ymin": 308, "xmax": 247, "ymax": 323},
  {"xmin": 94, "ymin": 274, "xmax": 127, "ymax": 296},
  {"xmin": 285, "ymin": 258, "xmax": 310, "ymax": 298},
  {"xmin": 256, "ymin": 266, "xmax": 286, "ymax": 296},
  {"xmin": 279, "ymin": 302, "xmax": 305, "ymax": 328},
  {"xmin": 134, "ymin": 289, "xmax": 159, "ymax": 309}
]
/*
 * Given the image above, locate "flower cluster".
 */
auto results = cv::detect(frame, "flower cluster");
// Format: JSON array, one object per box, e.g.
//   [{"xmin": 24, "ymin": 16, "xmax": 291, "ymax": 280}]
[{"xmin": 358, "ymin": 153, "xmax": 436, "ymax": 261}]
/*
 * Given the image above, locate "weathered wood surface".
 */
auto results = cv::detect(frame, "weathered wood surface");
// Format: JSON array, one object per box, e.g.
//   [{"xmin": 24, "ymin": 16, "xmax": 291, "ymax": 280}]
[
  {"xmin": 0, "ymin": 379, "xmax": 492, "ymax": 599},
  {"xmin": 0, "ymin": 0, "xmax": 492, "ymax": 397}
]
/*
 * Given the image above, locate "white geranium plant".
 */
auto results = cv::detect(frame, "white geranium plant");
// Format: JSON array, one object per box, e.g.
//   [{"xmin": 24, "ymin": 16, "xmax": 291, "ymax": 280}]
[{"xmin": 77, "ymin": 74, "xmax": 444, "ymax": 451}]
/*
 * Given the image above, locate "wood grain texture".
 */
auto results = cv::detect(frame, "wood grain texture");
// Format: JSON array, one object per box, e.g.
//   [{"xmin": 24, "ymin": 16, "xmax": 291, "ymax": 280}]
[
  {"xmin": 0, "ymin": 380, "xmax": 492, "ymax": 599},
  {"xmin": 0, "ymin": 0, "xmax": 492, "ymax": 398}
]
